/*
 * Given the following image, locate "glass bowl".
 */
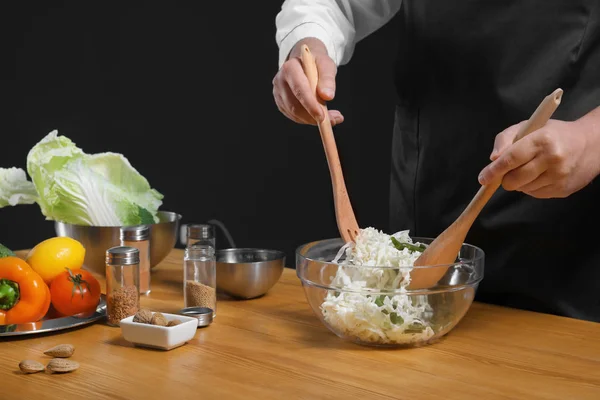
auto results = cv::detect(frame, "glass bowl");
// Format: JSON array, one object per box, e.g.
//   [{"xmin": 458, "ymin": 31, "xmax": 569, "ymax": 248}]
[{"xmin": 296, "ymin": 237, "xmax": 484, "ymax": 348}]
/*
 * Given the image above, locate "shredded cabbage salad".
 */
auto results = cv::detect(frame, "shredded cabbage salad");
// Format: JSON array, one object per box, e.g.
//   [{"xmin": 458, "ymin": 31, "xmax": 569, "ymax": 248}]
[{"xmin": 321, "ymin": 227, "xmax": 435, "ymax": 345}]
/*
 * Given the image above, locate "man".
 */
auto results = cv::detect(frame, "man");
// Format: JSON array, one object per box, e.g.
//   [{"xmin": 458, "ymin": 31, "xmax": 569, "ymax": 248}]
[{"xmin": 273, "ymin": 1, "xmax": 600, "ymax": 322}]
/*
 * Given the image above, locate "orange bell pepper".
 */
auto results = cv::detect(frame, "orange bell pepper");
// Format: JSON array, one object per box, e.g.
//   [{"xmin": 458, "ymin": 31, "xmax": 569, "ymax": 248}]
[{"xmin": 0, "ymin": 257, "xmax": 51, "ymax": 324}]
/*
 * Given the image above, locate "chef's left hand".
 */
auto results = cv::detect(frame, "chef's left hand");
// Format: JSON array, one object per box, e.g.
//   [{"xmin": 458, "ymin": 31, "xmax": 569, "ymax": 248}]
[{"xmin": 478, "ymin": 118, "xmax": 600, "ymax": 198}]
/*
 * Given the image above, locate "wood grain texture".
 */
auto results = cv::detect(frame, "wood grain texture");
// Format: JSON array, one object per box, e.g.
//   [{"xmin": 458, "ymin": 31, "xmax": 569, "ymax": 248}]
[
  {"xmin": 1, "ymin": 249, "xmax": 599, "ymax": 400},
  {"xmin": 300, "ymin": 44, "xmax": 360, "ymax": 243}
]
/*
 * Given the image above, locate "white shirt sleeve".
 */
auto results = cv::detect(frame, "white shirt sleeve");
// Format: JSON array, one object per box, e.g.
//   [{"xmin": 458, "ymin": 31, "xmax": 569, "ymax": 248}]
[{"xmin": 275, "ymin": 0, "xmax": 403, "ymax": 68}]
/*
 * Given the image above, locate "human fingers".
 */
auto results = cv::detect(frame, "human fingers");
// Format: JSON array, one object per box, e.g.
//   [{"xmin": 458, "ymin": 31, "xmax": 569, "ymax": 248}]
[
  {"xmin": 315, "ymin": 54, "xmax": 337, "ymax": 101},
  {"xmin": 278, "ymin": 81, "xmax": 318, "ymax": 124},
  {"xmin": 282, "ymin": 58, "xmax": 324, "ymax": 122},
  {"xmin": 329, "ymin": 110, "xmax": 344, "ymax": 126},
  {"xmin": 479, "ymin": 137, "xmax": 537, "ymax": 185},
  {"xmin": 490, "ymin": 120, "xmax": 527, "ymax": 161},
  {"xmin": 501, "ymin": 156, "xmax": 546, "ymax": 191}
]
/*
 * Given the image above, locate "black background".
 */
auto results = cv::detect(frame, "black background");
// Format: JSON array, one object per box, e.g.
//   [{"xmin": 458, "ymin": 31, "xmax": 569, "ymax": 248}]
[{"xmin": 1, "ymin": 2, "xmax": 400, "ymax": 267}]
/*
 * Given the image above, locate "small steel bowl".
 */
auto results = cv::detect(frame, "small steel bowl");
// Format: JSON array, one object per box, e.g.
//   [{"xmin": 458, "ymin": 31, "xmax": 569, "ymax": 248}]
[
  {"xmin": 216, "ymin": 248, "xmax": 285, "ymax": 299},
  {"xmin": 180, "ymin": 307, "xmax": 214, "ymax": 327}
]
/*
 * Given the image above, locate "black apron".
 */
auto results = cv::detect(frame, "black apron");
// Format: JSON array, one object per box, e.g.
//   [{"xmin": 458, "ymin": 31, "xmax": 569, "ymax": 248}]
[{"xmin": 389, "ymin": 0, "xmax": 600, "ymax": 322}]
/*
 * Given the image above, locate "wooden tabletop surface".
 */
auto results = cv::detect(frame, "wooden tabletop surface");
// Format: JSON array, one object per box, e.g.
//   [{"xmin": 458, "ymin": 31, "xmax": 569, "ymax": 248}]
[{"xmin": 1, "ymin": 248, "xmax": 599, "ymax": 400}]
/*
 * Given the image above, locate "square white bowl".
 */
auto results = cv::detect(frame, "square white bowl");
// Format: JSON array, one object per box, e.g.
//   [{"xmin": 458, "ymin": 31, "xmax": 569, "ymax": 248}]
[{"xmin": 120, "ymin": 312, "xmax": 198, "ymax": 350}]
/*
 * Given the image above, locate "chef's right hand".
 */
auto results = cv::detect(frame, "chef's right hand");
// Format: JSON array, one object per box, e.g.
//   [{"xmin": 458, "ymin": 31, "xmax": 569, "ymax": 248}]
[{"xmin": 273, "ymin": 38, "xmax": 344, "ymax": 126}]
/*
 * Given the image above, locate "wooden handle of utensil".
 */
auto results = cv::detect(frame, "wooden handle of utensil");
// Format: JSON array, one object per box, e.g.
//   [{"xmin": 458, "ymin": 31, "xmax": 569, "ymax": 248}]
[
  {"xmin": 300, "ymin": 45, "xmax": 341, "ymax": 178},
  {"xmin": 300, "ymin": 46, "xmax": 321, "ymax": 104},
  {"xmin": 411, "ymin": 88, "xmax": 565, "ymax": 281},
  {"xmin": 512, "ymin": 88, "xmax": 563, "ymax": 143},
  {"xmin": 300, "ymin": 44, "xmax": 359, "ymax": 243},
  {"xmin": 459, "ymin": 88, "xmax": 564, "ymax": 227}
]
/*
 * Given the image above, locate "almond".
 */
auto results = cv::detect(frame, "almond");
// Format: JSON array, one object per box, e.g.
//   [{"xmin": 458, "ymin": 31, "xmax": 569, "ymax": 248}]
[
  {"xmin": 167, "ymin": 319, "xmax": 182, "ymax": 327},
  {"xmin": 19, "ymin": 360, "xmax": 45, "ymax": 374},
  {"xmin": 151, "ymin": 312, "xmax": 168, "ymax": 326},
  {"xmin": 44, "ymin": 344, "xmax": 75, "ymax": 358},
  {"xmin": 46, "ymin": 358, "xmax": 79, "ymax": 373}
]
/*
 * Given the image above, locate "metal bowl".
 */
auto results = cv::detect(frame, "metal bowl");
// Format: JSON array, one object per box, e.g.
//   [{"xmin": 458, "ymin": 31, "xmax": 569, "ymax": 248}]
[
  {"xmin": 216, "ymin": 248, "xmax": 286, "ymax": 299},
  {"xmin": 54, "ymin": 211, "xmax": 182, "ymax": 276}
]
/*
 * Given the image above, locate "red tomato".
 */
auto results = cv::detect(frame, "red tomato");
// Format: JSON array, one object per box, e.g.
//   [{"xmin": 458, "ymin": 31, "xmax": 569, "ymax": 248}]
[{"xmin": 50, "ymin": 268, "xmax": 101, "ymax": 316}]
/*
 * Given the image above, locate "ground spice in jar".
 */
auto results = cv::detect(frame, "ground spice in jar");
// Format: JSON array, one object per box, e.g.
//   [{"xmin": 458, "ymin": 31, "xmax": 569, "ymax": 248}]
[
  {"xmin": 185, "ymin": 280, "xmax": 216, "ymax": 309},
  {"xmin": 107, "ymin": 285, "xmax": 139, "ymax": 326}
]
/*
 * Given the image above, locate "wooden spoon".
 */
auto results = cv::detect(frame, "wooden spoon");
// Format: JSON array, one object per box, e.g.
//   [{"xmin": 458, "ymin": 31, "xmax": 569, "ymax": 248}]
[
  {"xmin": 409, "ymin": 88, "xmax": 564, "ymax": 289},
  {"xmin": 300, "ymin": 44, "xmax": 360, "ymax": 243}
]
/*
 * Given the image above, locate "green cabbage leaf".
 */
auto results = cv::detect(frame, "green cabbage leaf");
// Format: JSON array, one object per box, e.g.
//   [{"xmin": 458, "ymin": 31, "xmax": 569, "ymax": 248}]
[{"xmin": 0, "ymin": 130, "xmax": 163, "ymax": 226}]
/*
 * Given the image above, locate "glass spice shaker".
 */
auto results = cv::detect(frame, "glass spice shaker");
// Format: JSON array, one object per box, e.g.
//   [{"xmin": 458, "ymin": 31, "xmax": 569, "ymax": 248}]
[
  {"xmin": 186, "ymin": 224, "xmax": 216, "ymax": 250},
  {"xmin": 183, "ymin": 244, "xmax": 216, "ymax": 318},
  {"xmin": 120, "ymin": 225, "xmax": 151, "ymax": 295},
  {"xmin": 106, "ymin": 246, "xmax": 140, "ymax": 327}
]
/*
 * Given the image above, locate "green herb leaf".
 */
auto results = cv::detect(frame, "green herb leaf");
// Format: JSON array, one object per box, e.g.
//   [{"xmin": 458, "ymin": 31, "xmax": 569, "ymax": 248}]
[
  {"xmin": 390, "ymin": 237, "xmax": 426, "ymax": 253},
  {"xmin": 405, "ymin": 322, "xmax": 426, "ymax": 333},
  {"xmin": 390, "ymin": 312, "xmax": 404, "ymax": 325},
  {"xmin": 374, "ymin": 295, "xmax": 386, "ymax": 307}
]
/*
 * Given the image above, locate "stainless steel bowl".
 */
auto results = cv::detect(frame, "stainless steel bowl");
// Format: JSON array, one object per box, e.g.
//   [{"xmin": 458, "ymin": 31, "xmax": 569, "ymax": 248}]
[
  {"xmin": 216, "ymin": 248, "xmax": 285, "ymax": 299},
  {"xmin": 54, "ymin": 211, "xmax": 182, "ymax": 276}
]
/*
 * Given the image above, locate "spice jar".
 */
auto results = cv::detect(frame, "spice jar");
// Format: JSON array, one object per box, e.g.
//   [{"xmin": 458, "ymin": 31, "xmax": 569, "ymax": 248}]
[
  {"xmin": 106, "ymin": 246, "xmax": 140, "ymax": 326},
  {"xmin": 120, "ymin": 225, "xmax": 151, "ymax": 295},
  {"xmin": 183, "ymin": 244, "xmax": 216, "ymax": 318},
  {"xmin": 186, "ymin": 224, "xmax": 216, "ymax": 250}
]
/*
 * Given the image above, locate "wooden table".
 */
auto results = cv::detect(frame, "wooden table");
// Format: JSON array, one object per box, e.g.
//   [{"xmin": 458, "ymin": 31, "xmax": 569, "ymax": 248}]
[{"xmin": 1, "ymin": 249, "xmax": 599, "ymax": 399}]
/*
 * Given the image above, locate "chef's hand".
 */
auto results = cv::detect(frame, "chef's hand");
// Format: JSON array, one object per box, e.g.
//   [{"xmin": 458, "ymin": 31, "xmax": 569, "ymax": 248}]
[
  {"xmin": 272, "ymin": 37, "xmax": 344, "ymax": 126},
  {"xmin": 478, "ymin": 116, "xmax": 600, "ymax": 198}
]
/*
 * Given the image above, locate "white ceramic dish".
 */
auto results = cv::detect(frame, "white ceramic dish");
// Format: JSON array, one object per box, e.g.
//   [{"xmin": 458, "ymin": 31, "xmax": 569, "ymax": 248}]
[{"xmin": 120, "ymin": 312, "xmax": 198, "ymax": 350}]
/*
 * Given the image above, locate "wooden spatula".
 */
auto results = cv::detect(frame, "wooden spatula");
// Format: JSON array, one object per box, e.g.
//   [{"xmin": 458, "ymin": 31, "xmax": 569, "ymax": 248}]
[
  {"xmin": 300, "ymin": 44, "xmax": 360, "ymax": 243},
  {"xmin": 409, "ymin": 88, "xmax": 564, "ymax": 289}
]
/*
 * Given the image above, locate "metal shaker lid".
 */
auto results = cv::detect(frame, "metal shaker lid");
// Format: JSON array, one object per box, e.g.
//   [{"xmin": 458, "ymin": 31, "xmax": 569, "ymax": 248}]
[
  {"xmin": 120, "ymin": 225, "xmax": 150, "ymax": 241},
  {"xmin": 180, "ymin": 307, "xmax": 214, "ymax": 327},
  {"xmin": 106, "ymin": 246, "xmax": 140, "ymax": 265}
]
